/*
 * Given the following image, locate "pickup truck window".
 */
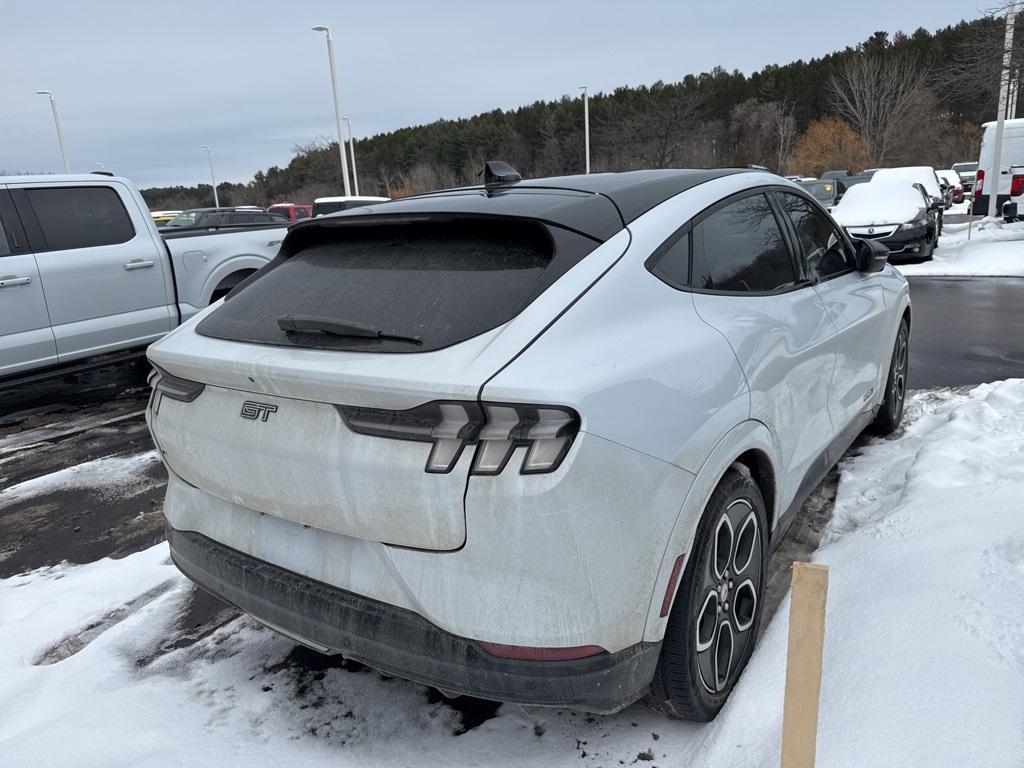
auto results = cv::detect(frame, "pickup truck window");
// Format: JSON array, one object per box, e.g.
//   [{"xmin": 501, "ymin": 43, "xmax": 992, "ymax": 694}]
[
  {"xmin": 0, "ymin": 216, "xmax": 10, "ymax": 256},
  {"xmin": 26, "ymin": 186, "xmax": 135, "ymax": 251}
]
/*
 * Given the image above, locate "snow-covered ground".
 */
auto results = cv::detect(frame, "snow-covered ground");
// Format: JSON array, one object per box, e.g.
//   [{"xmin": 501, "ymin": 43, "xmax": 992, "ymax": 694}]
[
  {"xmin": 3, "ymin": 382, "xmax": 1024, "ymax": 767},
  {"xmin": 897, "ymin": 218, "xmax": 1024, "ymax": 277}
]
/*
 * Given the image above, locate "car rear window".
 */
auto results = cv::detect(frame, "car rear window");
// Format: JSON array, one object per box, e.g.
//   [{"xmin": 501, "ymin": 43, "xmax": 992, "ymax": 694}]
[{"xmin": 196, "ymin": 219, "xmax": 594, "ymax": 353}]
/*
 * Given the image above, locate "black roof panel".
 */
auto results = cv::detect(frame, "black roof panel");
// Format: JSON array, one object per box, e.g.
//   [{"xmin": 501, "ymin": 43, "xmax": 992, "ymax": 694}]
[{"xmin": 287, "ymin": 168, "xmax": 748, "ymax": 244}]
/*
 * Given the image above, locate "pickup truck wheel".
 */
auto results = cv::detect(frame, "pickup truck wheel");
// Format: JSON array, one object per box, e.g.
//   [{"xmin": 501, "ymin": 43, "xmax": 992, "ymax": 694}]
[
  {"xmin": 869, "ymin": 319, "xmax": 909, "ymax": 436},
  {"xmin": 648, "ymin": 465, "xmax": 766, "ymax": 721}
]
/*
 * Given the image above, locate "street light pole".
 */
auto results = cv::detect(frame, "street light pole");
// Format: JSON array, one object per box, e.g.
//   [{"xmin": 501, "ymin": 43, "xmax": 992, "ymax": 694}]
[
  {"xmin": 36, "ymin": 90, "xmax": 70, "ymax": 173},
  {"xmin": 201, "ymin": 145, "xmax": 219, "ymax": 208},
  {"xmin": 343, "ymin": 116, "xmax": 360, "ymax": 196},
  {"xmin": 988, "ymin": 1, "xmax": 1018, "ymax": 219},
  {"xmin": 312, "ymin": 25, "xmax": 352, "ymax": 196},
  {"xmin": 580, "ymin": 86, "xmax": 590, "ymax": 174}
]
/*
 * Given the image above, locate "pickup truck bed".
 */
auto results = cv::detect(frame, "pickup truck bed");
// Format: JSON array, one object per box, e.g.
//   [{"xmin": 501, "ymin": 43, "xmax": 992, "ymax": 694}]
[{"xmin": 0, "ymin": 174, "xmax": 286, "ymax": 381}]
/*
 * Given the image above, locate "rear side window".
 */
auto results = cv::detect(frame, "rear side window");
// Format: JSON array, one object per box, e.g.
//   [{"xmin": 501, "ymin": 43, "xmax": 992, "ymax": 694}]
[
  {"xmin": 196, "ymin": 219, "xmax": 591, "ymax": 353},
  {"xmin": 26, "ymin": 186, "xmax": 135, "ymax": 251},
  {"xmin": 692, "ymin": 194, "xmax": 797, "ymax": 292}
]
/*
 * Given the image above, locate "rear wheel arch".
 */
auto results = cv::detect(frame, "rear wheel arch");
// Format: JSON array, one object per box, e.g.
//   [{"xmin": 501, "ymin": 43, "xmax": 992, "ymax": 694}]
[
  {"xmin": 732, "ymin": 449, "xmax": 777, "ymax": 534},
  {"xmin": 208, "ymin": 269, "xmax": 257, "ymax": 304},
  {"xmin": 641, "ymin": 421, "xmax": 780, "ymax": 644}
]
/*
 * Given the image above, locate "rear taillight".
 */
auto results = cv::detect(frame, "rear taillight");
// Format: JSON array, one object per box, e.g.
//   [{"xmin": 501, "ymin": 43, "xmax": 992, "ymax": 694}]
[
  {"xmin": 1011, "ymin": 174, "xmax": 1024, "ymax": 198},
  {"xmin": 151, "ymin": 365, "xmax": 206, "ymax": 403},
  {"xmin": 976, "ymin": 168, "xmax": 985, "ymax": 194},
  {"xmin": 338, "ymin": 400, "xmax": 579, "ymax": 475}
]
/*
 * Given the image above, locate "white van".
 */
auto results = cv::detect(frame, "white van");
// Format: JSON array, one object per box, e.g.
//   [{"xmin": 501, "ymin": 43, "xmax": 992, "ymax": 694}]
[
  {"xmin": 973, "ymin": 117, "xmax": 1024, "ymax": 215},
  {"xmin": 312, "ymin": 195, "xmax": 390, "ymax": 217}
]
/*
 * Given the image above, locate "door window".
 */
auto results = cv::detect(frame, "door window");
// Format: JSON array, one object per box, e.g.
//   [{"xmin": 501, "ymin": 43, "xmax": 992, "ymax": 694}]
[
  {"xmin": 25, "ymin": 186, "xmax": 135, "ymax": 251},
  {"xmin": 776, "ymin": 193, "xmax": 855, "ymax": 280},
  {"xmin": 693, "ymin": 194, "xmax": 797, "ymax": 292},
  {"xmin": 0, "ymin": 216, "xmax": 11, "ymax": 257}
]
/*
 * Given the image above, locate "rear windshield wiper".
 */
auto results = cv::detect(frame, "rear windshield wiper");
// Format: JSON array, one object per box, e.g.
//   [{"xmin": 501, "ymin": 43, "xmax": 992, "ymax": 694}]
[{"xmin": 277, "ymin": 315, "xmax": 422, "ymax": 345}]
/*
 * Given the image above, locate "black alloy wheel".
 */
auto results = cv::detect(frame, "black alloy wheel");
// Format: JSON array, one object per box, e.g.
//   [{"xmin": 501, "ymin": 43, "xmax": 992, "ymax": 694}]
[{"xmin": 649, "ymin": 465, "xmax": 767, "ymax": 721}]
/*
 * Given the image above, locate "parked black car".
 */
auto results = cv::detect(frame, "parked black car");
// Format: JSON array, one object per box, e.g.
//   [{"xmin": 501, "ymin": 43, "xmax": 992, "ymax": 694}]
[{"xmin": 831, "ymin": 181, "xmax": 941, "ymax": 262}]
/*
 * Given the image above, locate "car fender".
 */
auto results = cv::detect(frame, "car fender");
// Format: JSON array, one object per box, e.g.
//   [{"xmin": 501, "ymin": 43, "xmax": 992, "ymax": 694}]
[
  {"xmin": 199, "ymin": 254, "xmax": 271, "ymax": 307},
  {"xmin": 641, "ymin": 418, "xmax": 779, "ymax": 643}
]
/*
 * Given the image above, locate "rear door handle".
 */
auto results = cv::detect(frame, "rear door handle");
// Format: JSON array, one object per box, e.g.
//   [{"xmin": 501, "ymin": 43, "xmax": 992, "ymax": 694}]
[
  {"xmin": 124, "ymin": 259, "xmax": 156, "ymax": 270},
  {"xmin": 0, "ymin": 275, "xmax": 31, "ymax": 288}
]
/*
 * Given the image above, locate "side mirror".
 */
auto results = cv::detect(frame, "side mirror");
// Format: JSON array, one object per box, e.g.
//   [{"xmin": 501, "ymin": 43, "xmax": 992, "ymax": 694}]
[
  {"xmin": 929, "ymin": 199, "xmax": 945, "ymax": 211},
  {"xmin": 854, "ymin": 238, "xmax": 889, "ymax": 273}
]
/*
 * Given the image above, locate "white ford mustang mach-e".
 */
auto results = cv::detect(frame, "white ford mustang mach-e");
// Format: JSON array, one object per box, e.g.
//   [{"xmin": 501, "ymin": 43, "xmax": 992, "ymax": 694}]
[{"xmin": 146, "ymin": 166, "xmax": 909, "ymax": 720}]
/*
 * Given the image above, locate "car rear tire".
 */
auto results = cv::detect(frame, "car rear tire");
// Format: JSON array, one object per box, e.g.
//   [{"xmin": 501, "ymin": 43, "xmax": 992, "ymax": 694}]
[
  {"xmin": 648, "ymin": 464, "xmax": 767, "ymax": 721},
  {"xmin": 869, "ymin": 319, "xmax": 909, "ymax": 436}
]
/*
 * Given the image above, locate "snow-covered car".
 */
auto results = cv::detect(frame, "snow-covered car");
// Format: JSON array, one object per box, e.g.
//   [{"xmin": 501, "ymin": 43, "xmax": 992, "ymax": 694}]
[
  {"xmin": 871, "ymin": 166, "xmax": 946, "ymax": 234},
  {"xmin": 146, "ymin": 168, "xmax": 911, "ymax": 721},
  {"xmin": 936, "ymin": 169, "xmax": 964, "ymax": 204},
  {"xmin": 831, "ymin": 181, "xmax": 941, "ymax": 261}
]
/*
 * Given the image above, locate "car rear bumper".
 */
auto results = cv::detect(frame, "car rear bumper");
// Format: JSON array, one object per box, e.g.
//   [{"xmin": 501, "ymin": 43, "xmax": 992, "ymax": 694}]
[{"xmin": 168, "ymin": 525, "xmax": 661, "ymax": 713}]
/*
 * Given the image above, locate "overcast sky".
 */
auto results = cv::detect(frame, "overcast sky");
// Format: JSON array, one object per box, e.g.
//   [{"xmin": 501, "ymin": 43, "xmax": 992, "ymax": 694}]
[{"xmin": 2, "ymin": 0, "xmax": 990, "ymax": 189}]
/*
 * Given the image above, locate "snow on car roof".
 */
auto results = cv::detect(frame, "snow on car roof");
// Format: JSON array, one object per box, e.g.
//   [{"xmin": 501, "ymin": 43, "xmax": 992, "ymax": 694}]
[
  {"xmin": 831, "ymin": 180, "xmax": 927, "ymax": 227},
  {"xmin": 871, "ymin": 167, "xmax": 941, "ymax": 197}
]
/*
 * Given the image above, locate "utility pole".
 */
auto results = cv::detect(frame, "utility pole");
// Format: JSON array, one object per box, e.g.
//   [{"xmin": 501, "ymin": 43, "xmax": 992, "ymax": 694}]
[
  {"xmin": 580, "ymin": 86, "xmax": 590, "ymax": 174},
  {"xmin": 343, "ymin": 116, "xmax": 360, "ymax": 196},
  {"xmin": 312, "ymin": 25, "xmax": 352, "ymax": 196},
  {"xmin": 988, "ymin": 1, "xmax": 1018, "ymax": 219},
  {"xmin": 201, "ymin": 145, "xmax": 219, "ymax": 207},
  {"xmin": 36, "ymin": 90, "xmax": 70, "ymax": 173}
]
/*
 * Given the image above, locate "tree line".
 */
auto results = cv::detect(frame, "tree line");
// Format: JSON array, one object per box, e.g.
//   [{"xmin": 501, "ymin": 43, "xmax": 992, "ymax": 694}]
[{"xmin": 141, "ymin": 13, "xmax": 1021, "ymax": 209}]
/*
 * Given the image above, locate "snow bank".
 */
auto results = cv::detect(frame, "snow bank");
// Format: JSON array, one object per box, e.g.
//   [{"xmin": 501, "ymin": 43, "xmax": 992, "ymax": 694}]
[
  {"xmin": 2, "ymin": 383, "xmax": 1024, "ymax": 766},
  {"xmin": 897, "ymin": 219, "xmax": 1024, "ymax": 277}
]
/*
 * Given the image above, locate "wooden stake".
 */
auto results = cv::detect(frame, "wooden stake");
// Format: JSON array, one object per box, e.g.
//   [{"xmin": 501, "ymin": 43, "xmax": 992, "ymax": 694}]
[{"xmin": 780, "ymin": 562, "xmax": 829, "ymax": 768}]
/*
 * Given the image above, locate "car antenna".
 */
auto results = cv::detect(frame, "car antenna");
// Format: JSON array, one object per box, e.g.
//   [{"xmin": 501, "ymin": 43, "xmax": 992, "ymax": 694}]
[{"xmin": 481, "ymin": 161, "xmax": 521, "ymax": 195}]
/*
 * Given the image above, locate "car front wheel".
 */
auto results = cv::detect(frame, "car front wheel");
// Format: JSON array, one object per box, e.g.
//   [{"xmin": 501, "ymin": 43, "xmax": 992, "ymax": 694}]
[{"xmin": 648, "ymin": 464, "xmax": 767, "ymax": 721}]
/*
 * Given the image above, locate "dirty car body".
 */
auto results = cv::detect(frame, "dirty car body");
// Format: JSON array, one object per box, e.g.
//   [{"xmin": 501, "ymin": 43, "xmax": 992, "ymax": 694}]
[{"xmin": 146, "ymin": 169, "xmax": 910, "ymax": 714}]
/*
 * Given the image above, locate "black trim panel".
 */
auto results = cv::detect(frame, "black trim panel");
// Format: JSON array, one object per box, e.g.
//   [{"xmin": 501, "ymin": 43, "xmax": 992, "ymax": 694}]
[{"xmin": 168, "ymin": 527, "xmax": 661, "ymax": 713}]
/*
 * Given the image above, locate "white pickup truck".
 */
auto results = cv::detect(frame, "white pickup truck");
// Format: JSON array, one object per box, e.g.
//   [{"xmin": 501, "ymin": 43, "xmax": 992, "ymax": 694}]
[{"xmin": 0, "ymin": 173, "xmax": 286, "ymax": 382}]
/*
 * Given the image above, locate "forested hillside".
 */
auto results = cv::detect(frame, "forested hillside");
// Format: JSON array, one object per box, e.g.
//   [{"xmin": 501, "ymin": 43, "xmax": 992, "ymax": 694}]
[{"xmin": 142, "ymin": 14, "xmax": 1019, "ymax": 209}]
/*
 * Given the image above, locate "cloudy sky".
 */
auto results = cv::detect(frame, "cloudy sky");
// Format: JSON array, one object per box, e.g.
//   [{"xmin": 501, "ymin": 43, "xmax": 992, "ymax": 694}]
[{"xmin": 3, "ymin": 0, "xmax": 989, "ymax": 188}]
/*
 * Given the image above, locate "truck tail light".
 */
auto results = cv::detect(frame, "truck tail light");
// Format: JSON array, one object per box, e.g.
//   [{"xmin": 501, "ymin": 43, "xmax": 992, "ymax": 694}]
[
  {"xmin": 975, "ymin": 168, "xmax": 985, "ymax": 194},
  {"xmin": 1011, "ymin": 174, "xmax": 1024, "ymax": 198},
  {"xmin": 338, "ymin": 400, "xmax": 579, "ymax": 475}
]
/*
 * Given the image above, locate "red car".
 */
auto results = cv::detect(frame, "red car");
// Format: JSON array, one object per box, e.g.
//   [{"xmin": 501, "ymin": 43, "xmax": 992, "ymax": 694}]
[{"xmin": 266, "ymin": 203, "xmax": 313, "ymax": 222}]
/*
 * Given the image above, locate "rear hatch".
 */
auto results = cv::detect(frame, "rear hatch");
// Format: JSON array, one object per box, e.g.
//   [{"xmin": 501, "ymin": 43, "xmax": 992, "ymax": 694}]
[{"xmin": 148, "ymin": 213, "xmax": 617, "ymax": 550}]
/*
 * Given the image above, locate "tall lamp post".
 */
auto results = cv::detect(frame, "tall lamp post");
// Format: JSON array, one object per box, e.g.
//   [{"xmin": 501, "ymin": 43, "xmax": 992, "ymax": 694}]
[
  {"xmin": 36, "ymin": 90, "xmax": 70, "ymax": 173},
  {"xmin": 343, "ymin": 116, "xmax": 360, "ymax": 196},
  {"xmin": 580, "ymin": 86, "xmax": 590, "ymax": 174},
  {"xmin": 200, "ymin": 144, "xmax": 219, "ymax": 207},
  {"xmin": 312, "ymin": 25, "xmax": 352, "ymax": 196}
]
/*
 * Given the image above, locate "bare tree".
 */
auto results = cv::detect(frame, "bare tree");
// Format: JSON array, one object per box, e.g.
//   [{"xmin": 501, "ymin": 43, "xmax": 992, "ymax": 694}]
[
  {"xmin": 601, "ymin": 82, "xmax": 704, "ymax": 169},
  {"xmin": 932, "ymin": 10, "xmax": 1024, "ymax": 121},
  {"xmin": 829, "ymin": 54, "xmax": 927, "ymax": 166},
  {"xmin": 768, "ymin": 101, "xmax": 797, "ymax": 173},
  {"xmin": 731, "ymin": 99, "xmax": 796, "ymax": 172}
]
